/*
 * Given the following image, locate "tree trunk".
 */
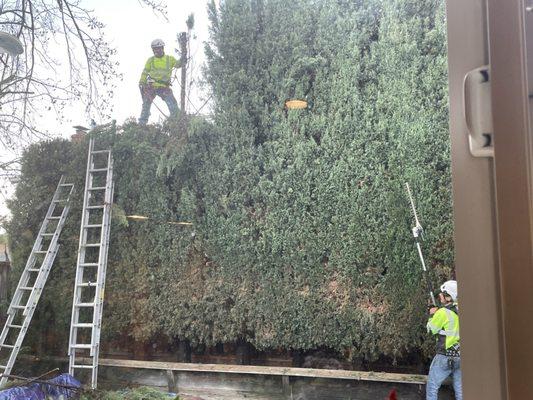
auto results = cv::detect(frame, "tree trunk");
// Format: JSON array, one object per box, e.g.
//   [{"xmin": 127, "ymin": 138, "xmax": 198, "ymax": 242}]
[
  {"xmin": 178, "ymin": 32, "xmax": 188, "ymax": 114},
  {"xmin": 236, "ymin": 341, "xmax": 251, "ymax": 365},
  {"xmin": 177, "ymin": 339, "xmax": 192, "ymax": 363}
]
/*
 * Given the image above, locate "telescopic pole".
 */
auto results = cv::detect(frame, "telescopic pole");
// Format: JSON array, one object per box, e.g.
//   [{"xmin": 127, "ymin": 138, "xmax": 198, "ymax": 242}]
[{"xmin": 405, "ymin": 182, "xmax": 437, "ymax": 306}]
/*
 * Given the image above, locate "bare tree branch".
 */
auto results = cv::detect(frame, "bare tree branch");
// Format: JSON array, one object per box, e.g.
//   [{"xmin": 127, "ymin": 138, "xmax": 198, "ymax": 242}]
[
  {"xmin": 0, "ymin": 0, "xmax": 120, "ymax": 158},
  {"xmin": 138, "ymin": 0, "xmax": 168, "ymax": 20}
]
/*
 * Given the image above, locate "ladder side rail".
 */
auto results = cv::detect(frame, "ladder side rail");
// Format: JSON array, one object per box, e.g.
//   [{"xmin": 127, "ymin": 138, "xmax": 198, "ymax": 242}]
[
  {"xmin": 0, "ymin": 244, "xmax": 61, "ymax": 383},
  {"xmin": 69, "ymin": 139, "xmax": 95, "ymax": 372},
  {"xmin": 93, "ymin": 179, "xmax": 113, "ymax": 350},
  {"xmin": 0, "ymin": 315, "xmax": 16, "ymax": 350},
  {"xmin": 24, "ymin": 242, "xmax": 61, "ymax": 315},
  {"xmin": 25, "ymin": 183, "xmax": 75, "ymax": 316},
  {"xmin": 0, "ymin": 177, "xmax": 73, "ymax": 386},
  {"xmin": 5, "ymin": 178, "xmax": 62, "ymax": 316},
  {"xmin": 92, "ymin": 188, "xmax": 113, "ymax": 389},
  {"xmin": 92, "ymin": 154, "xmax": 113, "ymax": 346},
  {"xmin": 1, "ymin": 176, "xmax": 66, "ymax": 346},
  {"xmin": 6, "ymin": 253, "xmax": 38, "ymax": 317},
  {"xmin": 91, "ymin": 156, "xmax": 114, "ymax": 388},
  {"xmin": 68, "ymin": 138, "xmax": 114, "ymax": 388}
]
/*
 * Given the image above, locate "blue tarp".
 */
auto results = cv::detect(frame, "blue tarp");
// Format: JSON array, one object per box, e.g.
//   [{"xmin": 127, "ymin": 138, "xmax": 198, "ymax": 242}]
[{"xmin": 0, "ymin": 373, "xmax": 81, "ymax": 400}]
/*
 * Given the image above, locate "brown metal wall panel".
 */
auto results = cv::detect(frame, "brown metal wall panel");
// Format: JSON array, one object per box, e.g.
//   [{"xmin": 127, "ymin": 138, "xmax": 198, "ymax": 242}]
[
  {"xmin": 487, "ymin": 0, "xmax": 533, "ymax": 397},
  {"xmin": 446, "ymin": 0, "xmax": 506, "ymax": 399}
]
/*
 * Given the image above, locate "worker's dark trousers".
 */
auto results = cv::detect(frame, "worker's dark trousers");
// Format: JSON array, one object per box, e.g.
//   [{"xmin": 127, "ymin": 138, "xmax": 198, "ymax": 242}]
[{"xmin": 139, "ymin": 85, "xmax": 178, "ymax": 124}]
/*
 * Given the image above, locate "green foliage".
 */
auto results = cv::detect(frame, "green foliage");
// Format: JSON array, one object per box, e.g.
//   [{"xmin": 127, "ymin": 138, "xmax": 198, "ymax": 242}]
[
  {"xmin": 79, "ymin": 386, "xmax": 179, "ymax": 400},
  {"xmin": 196, "ymin": 0, "xmax": 452, "ymax": 359},
  {"xmin": 6, "ymin": 0, "xmax": 452, "ymax": 363}
]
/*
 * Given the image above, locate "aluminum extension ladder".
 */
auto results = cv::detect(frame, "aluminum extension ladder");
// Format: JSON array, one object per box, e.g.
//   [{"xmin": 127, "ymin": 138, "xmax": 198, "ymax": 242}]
[
  {"xmin": 0, "ymin": 177, "xmax": 74, "ymax": 386},
  {"xmin": 68, "ymin": 137, "xmax": 114, "ymax": 389}
]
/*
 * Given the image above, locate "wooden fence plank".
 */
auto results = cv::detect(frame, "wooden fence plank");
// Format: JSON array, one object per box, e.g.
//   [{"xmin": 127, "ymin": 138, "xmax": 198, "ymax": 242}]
[{"xmin": 95, "ymin": 358, "xmax": 427, "ymax": 385}]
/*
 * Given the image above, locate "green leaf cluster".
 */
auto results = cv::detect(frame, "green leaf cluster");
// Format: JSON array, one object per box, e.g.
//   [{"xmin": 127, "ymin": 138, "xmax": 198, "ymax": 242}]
[{"xmin": 79, "ymin": 386, "xmax": 179, "ymax": 399}]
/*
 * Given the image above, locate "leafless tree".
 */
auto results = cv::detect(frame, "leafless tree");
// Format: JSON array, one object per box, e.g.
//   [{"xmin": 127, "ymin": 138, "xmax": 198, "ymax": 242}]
[
  {"xmin": 174, "ymin": 13, "xmax": 212, "ymax": 117},
  {"xmin": 0, "ymin": 0, "xmax": 124, "ymax": 153},
  {"xmin": 0, "ymin": 0, "xmax": 168, "ymax": 172}
]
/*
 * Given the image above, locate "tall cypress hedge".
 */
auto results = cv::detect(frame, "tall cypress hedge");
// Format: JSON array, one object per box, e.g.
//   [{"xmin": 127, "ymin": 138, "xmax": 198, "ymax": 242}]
[{"xmin": 6, "ymin": 0, "xmax": 452, "ymax": 363}]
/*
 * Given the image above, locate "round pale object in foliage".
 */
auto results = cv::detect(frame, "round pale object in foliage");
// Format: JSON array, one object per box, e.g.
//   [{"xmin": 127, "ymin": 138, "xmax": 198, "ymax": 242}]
[{"xmin": 285, "ymin": 99, "xmax": 308, "ymax": 109}]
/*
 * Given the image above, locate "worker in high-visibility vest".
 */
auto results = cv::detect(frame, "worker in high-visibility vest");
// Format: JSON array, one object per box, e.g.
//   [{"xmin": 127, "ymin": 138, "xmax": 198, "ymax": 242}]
[
  {"xmin": 426, "ymin": 280, "xmax": 462, "ymax": 400},
  {"xmin": 138, "ymin": 39, "xmax": 181, "ymax": 125}
]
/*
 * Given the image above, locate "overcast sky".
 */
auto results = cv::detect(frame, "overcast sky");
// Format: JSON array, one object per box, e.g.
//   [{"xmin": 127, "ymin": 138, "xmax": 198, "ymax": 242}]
[
  {"xmin": 0, "ymin": 0, "xmax": 212, "ymax": 232},
  {"xmin": 76, "ymin": 0, "xmax": 211, "ymax": 128}
]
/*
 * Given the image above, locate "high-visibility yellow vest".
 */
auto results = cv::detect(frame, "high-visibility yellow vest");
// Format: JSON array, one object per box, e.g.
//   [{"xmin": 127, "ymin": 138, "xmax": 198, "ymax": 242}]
[
  {"xmin": 139, "ymin": 55, "xmax": 181, "ymax": 88},
  {"xmin": 427, "ymin": 304, "xmax": 460, "ymax": 350}
]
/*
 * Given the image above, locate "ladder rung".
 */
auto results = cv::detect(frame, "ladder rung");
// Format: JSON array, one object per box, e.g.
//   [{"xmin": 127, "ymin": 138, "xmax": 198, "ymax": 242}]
[
  {"xmin": 0, "ymin": 365, "xmax": 6, "ymax": 369},
  {"xmin": 59, "ymin": 183, "xmax": 74, "ymax": 187},
  {"xmin": 34, "ymin": 250, "xmax": 48, "ymax": 254},
  {"xmin": 20, "ymin": 286, "xmax": 33, "ymax": 291},
  {"xmin": 71, "ymin": 344, "xmax": 92, "ymax": 349},
  {"xmin": 10, "ymin": 305, "xmax": 26, "ymax": 310},
  {"xmin": 77, "ymin": 282, "xmax": 97, "ymax": 287},
  {"xmin": 28, "ymin": 268, "xmax": 40, "ymax": 272},
  {"xmin": 8, "ymin": 324, "xmax": 23, "ymax": 329},
  {"xmin": 75, "ymin": 303, "xmax": 95, "ymax": 308},
  {"xmin": 0, "ymin": 344, "xmax": 15, "ymax": 349},
  {"xmin": 47, "ymin": 216, "xmax": 61, "ymax": 220},
  {"xmin": 41, "ymin": 233, "xmax": 55, "ymax": 237},
  {"xmin": 68, "ymin": 145, "xmax": 112, "ymax": 374},
  {"xmin": 73, "ymin": 323, "xmax": 93, "ymax": 328},
  {"xmin": 72, "ymin": 364, "xmax": 93, "ymax": 369},
  {"xmin": 53, "ymin": 199, "xmax": 68, "ymax": 203}
]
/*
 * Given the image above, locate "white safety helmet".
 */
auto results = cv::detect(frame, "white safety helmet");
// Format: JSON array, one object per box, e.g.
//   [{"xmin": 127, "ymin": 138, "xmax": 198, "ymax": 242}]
[
  {"xmin": 440, "ymin": 280, "xmax": 458, "ymax": 302},
  {"xmin": 151, "ymin": 38, "xmax": 165, "ymax": 48}
]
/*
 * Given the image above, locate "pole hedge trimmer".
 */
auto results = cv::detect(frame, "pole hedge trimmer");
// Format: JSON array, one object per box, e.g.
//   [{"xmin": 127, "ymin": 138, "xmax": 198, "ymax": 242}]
[{"xmin": 405, "ymin": 182, "xmax": 437, "ymax": 306}]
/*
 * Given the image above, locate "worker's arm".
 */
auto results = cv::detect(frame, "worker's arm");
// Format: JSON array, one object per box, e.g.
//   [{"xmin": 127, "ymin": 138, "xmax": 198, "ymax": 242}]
[
  {"xmin": 426, "ymin": 308, "xmax": 447, "ymax": 335},
  {"xmin": 139, "ymin": 57, "xmax": 152, "ymax": 85},
  {"xmin": 170, "ymin": 55, "xmax": 182, "ymax": 70}
]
